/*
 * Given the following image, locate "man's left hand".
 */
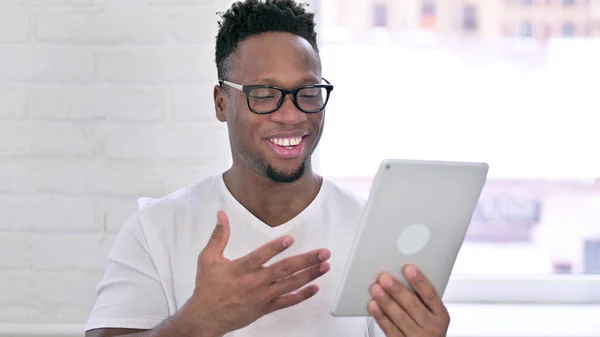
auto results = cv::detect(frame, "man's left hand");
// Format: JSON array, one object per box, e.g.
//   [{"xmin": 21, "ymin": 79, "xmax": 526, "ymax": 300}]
[{"xmin": 368, "ymin": 265, "xmax": 450, "ymax": 337}]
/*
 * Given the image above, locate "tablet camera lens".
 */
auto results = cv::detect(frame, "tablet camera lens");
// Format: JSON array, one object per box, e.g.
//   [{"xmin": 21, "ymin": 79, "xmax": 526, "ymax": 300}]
[{"xmin": 385, "ymin": 164, "xmax": 390, "ymax": 169}]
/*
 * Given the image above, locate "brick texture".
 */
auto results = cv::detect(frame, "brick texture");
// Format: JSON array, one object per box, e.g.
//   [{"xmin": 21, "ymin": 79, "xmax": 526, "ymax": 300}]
[
  {"xmin": 0, "ymin": 12, "xmax": 29, "ymax": 42},
  {"xmin": 31, "ymin": 86, "xmax": 167, "ymax": 122},
  {"xmin": 0, "ymin": 86, "xmax": 29, "ymax": 120},
  {"xmin": 0, "ymin": 0, "xmax": 233, "ymax": 325}
]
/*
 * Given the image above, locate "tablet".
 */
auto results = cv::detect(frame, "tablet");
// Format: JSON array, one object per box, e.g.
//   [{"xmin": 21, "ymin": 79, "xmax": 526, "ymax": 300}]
[{"xmin": 331, "ymin": 158, "xmax": 489, "ymax": 317}]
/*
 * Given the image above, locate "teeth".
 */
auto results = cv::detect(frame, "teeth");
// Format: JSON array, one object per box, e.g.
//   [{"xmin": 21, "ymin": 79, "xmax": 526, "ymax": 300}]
[{"xmin": 270, "ymin": 137, "xmax": 302, "ymax": 147}]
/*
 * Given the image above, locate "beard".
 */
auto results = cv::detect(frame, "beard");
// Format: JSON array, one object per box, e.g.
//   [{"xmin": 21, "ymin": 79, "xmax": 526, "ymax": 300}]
[
  {"xmin": 235, "ymin": 140, "xmax": 310, "ymax": 184},
  {"xmin": 265, "ymin": 161, "xmax": 306, "ymax": 183}
]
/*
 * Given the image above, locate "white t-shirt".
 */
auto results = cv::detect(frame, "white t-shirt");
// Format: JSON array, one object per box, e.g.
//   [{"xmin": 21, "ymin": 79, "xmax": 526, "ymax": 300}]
[{"xmin": 86, "ymin": 173, "xmax": 382, "ymax": 336}]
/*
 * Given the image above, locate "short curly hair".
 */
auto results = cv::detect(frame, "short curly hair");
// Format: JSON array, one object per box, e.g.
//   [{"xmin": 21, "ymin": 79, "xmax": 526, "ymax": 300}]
[{"xmin": 215, "ymin": 0, "xmax": 319, "ymax": 80}]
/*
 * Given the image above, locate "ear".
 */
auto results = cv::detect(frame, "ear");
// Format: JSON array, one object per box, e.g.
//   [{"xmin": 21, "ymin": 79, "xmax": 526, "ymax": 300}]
[{"xmin": 214, "ymin": 85, "xmax": 227, "ymax": 122}]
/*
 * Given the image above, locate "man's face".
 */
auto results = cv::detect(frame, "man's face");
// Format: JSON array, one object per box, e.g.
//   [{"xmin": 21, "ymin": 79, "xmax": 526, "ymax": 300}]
[{"xmin": 215, "ymin": 32, "xmax": 325, "ymax": 183}]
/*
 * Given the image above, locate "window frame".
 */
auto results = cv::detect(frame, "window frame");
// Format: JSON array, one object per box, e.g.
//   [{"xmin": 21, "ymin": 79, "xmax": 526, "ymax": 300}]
[
  {"xmin": 444, "ymin": 276, "xmax": 600, "ymax": 303},
  {"xmin": 309, "ymin": 0, "xmax": 600, "ymax": 305}
]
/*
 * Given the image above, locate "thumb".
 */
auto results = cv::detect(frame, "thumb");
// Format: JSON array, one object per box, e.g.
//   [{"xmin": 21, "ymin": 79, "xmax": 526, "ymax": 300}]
[{"xmin": 204, "ymin": 210, "xmax": 231, "ymax": 258}]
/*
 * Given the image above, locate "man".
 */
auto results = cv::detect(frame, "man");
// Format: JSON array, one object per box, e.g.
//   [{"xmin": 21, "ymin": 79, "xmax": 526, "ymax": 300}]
[{"xmin": 85, "ymin": 0, "xmax": 451, "ymax": 336}]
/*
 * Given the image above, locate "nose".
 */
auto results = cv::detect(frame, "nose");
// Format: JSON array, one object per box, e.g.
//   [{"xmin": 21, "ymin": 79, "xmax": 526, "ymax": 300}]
[{"xmin": 269, "ymin": 94, "xmax": 307, "ymax": 125}]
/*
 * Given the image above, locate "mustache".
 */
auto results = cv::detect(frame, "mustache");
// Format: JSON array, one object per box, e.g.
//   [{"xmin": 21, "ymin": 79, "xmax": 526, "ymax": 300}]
[{"xmin": 262, "ymin": 128, "xmax": 311, "ymax": 138}]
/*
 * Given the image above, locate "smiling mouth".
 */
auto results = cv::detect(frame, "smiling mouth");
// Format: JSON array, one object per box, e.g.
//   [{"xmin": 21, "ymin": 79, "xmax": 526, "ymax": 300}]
[
  {"xmin": 265, "ymin": 135, "xmax": 308, "ymax": 159},
  {"xmin": 268, "ymin": 136, "xmax": 303, "ymax": 150}
]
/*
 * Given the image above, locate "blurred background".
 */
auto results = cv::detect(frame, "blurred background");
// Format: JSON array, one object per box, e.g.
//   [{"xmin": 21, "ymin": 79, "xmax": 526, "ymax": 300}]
[
  {"xmin": 0, "ymin": 0, "xmax": 599, "ymax": 336},
  {"xmin": 318, "ymin": 0, "xmax": 600, "ymax": 278}
]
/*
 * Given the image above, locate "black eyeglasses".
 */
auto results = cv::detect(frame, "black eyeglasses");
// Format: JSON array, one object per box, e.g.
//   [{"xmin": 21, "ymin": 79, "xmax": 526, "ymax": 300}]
[{"xmin": 219, "ymin": 78, "xmax": 334, "ymax": 114}]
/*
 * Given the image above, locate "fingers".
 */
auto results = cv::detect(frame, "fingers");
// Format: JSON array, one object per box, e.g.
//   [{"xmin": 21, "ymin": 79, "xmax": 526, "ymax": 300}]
[
  {"xmin": 370, "ymin": 283, "xmax": 419, "ymax": 334},
  {"xmin": 265, "ymin": 248, "xmax": 331, "ymax": 282},
  {"xmin": 268, "ymin": 261, "xmax": 330, "ymax": 298},
  {"xmin": 201, "ymin": 210, "xmax": 231, "ymax": 260},
  {"xmin": 377, "ymin": 272, "xmax": 431, "ymax": 325},
  {"xmin": 403, "ymin": 265, "xmax": 448, "ymax": 317},
  {"xmin": 235, "ymin": 235, "xmax": 295, "ymax": 272},
  {"xmin": 368, "ymin": 301, "xmax": 406, "ymax": 337},
  {"xmin": 265, "ymin": 284, "xmax": 320, "ymax": 314}
]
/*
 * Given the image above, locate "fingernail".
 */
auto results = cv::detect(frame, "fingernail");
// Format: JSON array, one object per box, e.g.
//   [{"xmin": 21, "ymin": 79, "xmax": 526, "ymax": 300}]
[
  {"xmin": 319, "ymin": 262, "xmax": 330, "ymax": 273},
  {"xmin": 318, "ymin": 250, "xmax": 330, "ymax": 261},
  {"xmin": 372, "ymin": 284, "xmax": 384, "ymax": 297},
  {"xmin": 282, "ymin": 236, "xmax": 293, "ymax": 248},
  {"xmin": 406, "ymin": 265, "xmax": 418, "ymax": 279},
  {"xmin": 368, "ymin": 300, "xmax": 380, "ymax": 314},
  {"xmin": 380, "ymin": 274, "xmax": 393, "ymax": 288}
]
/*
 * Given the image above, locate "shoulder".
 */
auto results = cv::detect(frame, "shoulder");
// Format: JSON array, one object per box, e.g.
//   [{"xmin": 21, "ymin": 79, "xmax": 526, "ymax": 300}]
[
  {"xmin": 130, "ymin": 174, "xmax": 223, "ymax": 235},
  {"xmin": 138, "ymin": 174, "xmax": 221, "ymax": 211},
  {"xmin": 84, "ymin": 177, "xmax": 224, "ymax": 332},
  {"xmin": 321, "ymin": 178, "xmax": 367, "ymax": 219},
  {"xmin": 325, "ymin": 178, "xmax": 367, "ymax": 206}
]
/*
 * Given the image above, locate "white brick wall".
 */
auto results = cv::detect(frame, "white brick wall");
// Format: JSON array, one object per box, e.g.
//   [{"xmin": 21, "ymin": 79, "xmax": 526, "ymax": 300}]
[{"xmin": 0, "ymin": 0, "xmax": 232, "ymax": 326}]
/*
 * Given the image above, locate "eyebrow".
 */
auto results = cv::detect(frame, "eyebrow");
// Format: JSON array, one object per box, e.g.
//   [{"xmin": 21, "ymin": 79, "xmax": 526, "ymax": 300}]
[{"xmin": 253, "ymin": 77, "xmax": 320, "ymax": 87}]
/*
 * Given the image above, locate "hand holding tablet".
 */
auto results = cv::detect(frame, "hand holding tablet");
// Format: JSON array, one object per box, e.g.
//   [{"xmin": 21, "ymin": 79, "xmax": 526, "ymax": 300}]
[{"xmin": 332, "ymin": 159, "xmax": 489, "ymax": 318}]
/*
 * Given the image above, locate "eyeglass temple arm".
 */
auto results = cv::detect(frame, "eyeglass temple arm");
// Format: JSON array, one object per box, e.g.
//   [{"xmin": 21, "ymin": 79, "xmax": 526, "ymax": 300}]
[{"xmin": 219, "ymin": 80, "xmax": 243, "ymax": 90}]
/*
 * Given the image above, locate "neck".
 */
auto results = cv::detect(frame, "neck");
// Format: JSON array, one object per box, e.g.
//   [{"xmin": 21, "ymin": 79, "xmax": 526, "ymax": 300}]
[{"xmin": 222, "ymin": 160, "xmax": 323, "ymax": 228}]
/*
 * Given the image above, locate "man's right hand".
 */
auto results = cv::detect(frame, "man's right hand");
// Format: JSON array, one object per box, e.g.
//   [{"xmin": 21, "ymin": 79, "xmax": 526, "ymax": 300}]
[{"xmin": 176, "ymin": 210, "xmax": 331, "ymax": 337}]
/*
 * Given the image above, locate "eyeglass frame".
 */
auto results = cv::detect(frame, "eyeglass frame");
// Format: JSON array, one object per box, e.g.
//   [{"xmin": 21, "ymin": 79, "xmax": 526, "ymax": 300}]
[{"xmin": 218, "ymin": 78, "xmax": 334, "ymax": 114}]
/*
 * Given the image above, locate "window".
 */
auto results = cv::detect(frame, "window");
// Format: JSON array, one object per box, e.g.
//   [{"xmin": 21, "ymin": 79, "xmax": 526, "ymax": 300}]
[
  {"xmin": 584, "ymin": 240, "xmax": 600, "ymax": 273},
  {"xmin": 519, "ymin": 21, "xmax": 533, "ymax": 36},
  {"xmin": 420, "ymin": 1, "xmax": 437, "ymax": 29},
  {"xmin": 422, "ymin": 1, "xmax": 436, "ymax": 15},
  {"xmin": 562, "ymin": 22, "xmax": 576, "ymax": 36},
  {"xmin": 373, "ymin": 4, "xmax": 387, "ymax": 27},
  {"xmin": 318, "ymin": 0, "xmax": 600, "ymax": 304},
  {"xmin": 462, "ymin": 4, "xmax": 478, "ymax": 31}
]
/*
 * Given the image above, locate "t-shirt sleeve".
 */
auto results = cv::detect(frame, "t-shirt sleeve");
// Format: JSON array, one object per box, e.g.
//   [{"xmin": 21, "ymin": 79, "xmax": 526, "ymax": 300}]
[
  {"xmin": 85, "ymin": 211, "xmax": 170, "ymax": 331},
  {"xmin": 366, "ymin": 317, "xmax": 386, "ymax": 337}
]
